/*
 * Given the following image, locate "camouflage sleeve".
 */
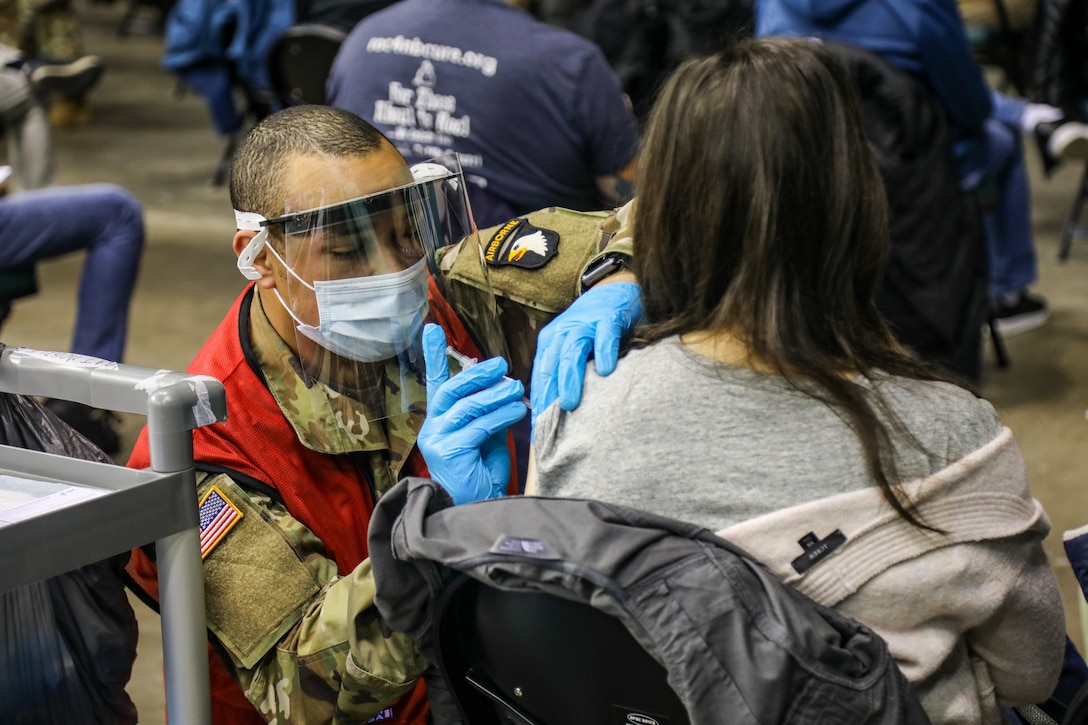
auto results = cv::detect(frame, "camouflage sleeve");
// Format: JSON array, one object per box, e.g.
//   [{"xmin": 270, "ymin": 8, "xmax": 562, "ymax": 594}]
[
  {"xmin": 576, "ymin": 199, "xmax": 635, "ymax": 288},
  {"xmin": 196, "ymin": 473, "xmax": 429, "ymax": 723},
  {"xmin": 439, "ymin": 206, "xmax": 624, "ymax": 386}
]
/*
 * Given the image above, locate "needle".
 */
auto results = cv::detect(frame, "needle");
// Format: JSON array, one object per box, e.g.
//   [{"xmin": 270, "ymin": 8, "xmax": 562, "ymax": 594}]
[{"xmin": 445, "ymin": 346, "xmax": 530, "ymax": 409}]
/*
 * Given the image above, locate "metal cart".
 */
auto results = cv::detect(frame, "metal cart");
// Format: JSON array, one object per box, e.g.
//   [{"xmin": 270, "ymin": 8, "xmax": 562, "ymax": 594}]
[{"xmin": 0, "ymin": 345, "xmax": 228, "ymax": 725}]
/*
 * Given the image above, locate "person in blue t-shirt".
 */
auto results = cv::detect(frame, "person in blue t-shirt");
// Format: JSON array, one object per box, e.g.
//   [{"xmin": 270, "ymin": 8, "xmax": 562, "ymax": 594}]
[
  {"xmin": 326, "ymin": 0, "xmax": 640, "ymax": 229},
  {"xmin": 755, "ymin": 0, "xmax": 1066, "ymax": 337}
]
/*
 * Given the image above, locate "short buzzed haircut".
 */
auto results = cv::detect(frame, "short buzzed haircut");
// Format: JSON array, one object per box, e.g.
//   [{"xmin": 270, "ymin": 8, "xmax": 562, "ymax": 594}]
[{"xmin": 229, "ymin": 105, "xmax": 391, "ymax": 221}]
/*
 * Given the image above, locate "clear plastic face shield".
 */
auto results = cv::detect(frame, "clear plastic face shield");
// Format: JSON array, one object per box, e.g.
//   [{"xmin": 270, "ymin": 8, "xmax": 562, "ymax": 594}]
[{"xmin": 237, "ymin": 153, "xmax": 507, "ymax": 424}]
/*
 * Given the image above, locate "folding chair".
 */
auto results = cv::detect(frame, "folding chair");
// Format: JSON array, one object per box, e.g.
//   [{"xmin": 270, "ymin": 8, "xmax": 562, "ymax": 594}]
[
  {"xmin": 1059, "ymin": 165, "xmax": 1088, "ymax": 261},
  {"xmin": 266, "ymin": 23, "xmax": 347, "ymax": 107},
  {"xmin": 965, "ymin": 0, "xmax": 1031, "ymax": 96},
  {"xmin": 432, "ymin": 573, "xmax": 690, "ymax": 725},
  {"xmin": 1030, "ymin": 0, "xmax": 1088, "ymax": 260}
]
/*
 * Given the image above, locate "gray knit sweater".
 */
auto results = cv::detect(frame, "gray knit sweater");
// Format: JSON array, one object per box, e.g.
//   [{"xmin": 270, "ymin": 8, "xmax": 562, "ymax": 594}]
[
  {"xmin": 533, "ymin": 336, "xmax": 1002, "ymax": 530},
  {"xmin": 532, "ymin": 337, "xmax": 1063, "ymax": 724}
]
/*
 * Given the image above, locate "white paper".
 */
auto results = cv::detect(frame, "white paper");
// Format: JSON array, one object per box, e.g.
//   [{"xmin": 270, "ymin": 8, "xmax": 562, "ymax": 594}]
[
  {"xmin": 0, "ymin": 474, "xmax": 108, "ymax": 526},
  {"xmin": 10, "ymin": 347, "xmax": 119, "ymax": 369}
]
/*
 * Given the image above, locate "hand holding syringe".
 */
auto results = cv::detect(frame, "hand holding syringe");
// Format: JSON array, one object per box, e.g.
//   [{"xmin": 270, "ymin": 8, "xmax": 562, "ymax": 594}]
[
  {"xmin": 418, "ymin": 323, "xmax": 528, "ymax": 504},
  {"xmin": 446, "ymin": 345, "xmax": 531, "ymax": 408}
]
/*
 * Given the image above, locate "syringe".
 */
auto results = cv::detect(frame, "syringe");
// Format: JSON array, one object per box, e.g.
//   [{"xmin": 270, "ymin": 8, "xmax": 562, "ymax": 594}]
[
  {"xmin": 445, "ymin": 346, "xmax": 530, "ymax": 409},
  {"xmin": 445, "ymin": 346, "xmax": 479, "ymax": 370}
]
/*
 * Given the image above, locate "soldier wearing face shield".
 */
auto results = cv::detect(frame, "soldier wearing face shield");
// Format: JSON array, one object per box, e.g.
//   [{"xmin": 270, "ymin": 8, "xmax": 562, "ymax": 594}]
[{"xmin": 121, "ymin": 104, "xmax": 642, "ymax": 725}]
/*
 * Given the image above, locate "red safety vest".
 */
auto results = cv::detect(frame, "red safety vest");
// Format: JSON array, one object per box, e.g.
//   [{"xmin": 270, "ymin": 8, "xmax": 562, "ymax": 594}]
[{"xmin": 127, "ymin": 280, "xmax": 489, "ymax": 724}]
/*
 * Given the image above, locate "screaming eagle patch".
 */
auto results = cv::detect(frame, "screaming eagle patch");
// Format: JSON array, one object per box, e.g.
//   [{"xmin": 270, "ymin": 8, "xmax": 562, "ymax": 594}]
[{"xmin": 484, "ymin": 218, "xmax": 560, "ymax": 270}]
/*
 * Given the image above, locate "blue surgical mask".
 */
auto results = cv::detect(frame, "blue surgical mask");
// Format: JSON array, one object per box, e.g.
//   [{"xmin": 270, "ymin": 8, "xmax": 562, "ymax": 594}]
[{"xmin": 267, "ymin": 242, "xmax": 431, "ymax": 363}]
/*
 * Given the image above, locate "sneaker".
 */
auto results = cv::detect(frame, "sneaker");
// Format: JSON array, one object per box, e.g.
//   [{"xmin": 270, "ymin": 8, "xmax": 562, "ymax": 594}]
[
  {"xmin": 42, "ymin": 399, "xmax": 122, "ymax": 455},
  {"xmin": 28, "ymin": 54, "xmax": 104, "ymax": 98},
  {"xmin": 992, "ymin": 292, "xmax": 1050, "ymax": 337},
  {"xmin": 1047, "ymin": 121, "xmax": 1088, "ymax": 164}
]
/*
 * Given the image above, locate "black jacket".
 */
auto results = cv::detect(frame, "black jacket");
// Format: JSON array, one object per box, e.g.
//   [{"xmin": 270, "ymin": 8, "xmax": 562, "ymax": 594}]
[
  {"xmin": 823, "ymin": 39, "xmax": 989, "ymax": 383},
  {"xmin": 368, "ymin": 477, "xmax": 931, "ymax": 724}
]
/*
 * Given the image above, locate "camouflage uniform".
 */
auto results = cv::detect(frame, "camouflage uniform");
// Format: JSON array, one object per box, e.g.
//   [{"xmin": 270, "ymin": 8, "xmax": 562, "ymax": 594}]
[
  {"xmin": 145, "ymin": 207, "xmax": 631, "ymax": 723},
  {"xmin": 193, "ymin": 295, "xmax": 430, "ymax": 722},
  {"xmin": 0, "ymin": 0, "xmax": 82, "ymax": 59}
]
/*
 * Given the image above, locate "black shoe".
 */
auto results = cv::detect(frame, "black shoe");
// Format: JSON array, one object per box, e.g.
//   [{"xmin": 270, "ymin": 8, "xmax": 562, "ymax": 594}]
[
  {"xmin": 1033, "ymin": 119, "xmax": 1064, "ymax": 177},
  {"xmin": 27, "ymin": 55, "xmax": 104, "ymax": 97},
  {"xmin": 992, "ymin": 292, "xmax": 1050, "ymax": 337},
  {"xmin": 42, "ymin": 399, "xmax": 122, "ymax": 455}
]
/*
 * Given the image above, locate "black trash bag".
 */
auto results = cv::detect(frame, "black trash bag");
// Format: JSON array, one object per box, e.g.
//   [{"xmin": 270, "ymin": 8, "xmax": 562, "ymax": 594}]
[{"xmin": 0, "ymin": 390, "xmax": 139, "ymax": 724}]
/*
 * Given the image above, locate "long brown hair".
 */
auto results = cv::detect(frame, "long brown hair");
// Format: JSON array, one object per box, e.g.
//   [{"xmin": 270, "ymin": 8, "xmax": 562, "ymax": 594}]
[{"xmin": 634, "ymin": 37, "xmax": 954, "ymax": 528}]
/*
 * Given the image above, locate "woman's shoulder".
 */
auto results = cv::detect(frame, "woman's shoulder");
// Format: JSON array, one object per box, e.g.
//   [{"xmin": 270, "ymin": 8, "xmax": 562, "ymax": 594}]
[
  {"xmin": 871, "ymin": 373, "xmax": 1005, "ymax": 457},
  {"xmin": 585, "ymin": 337, "xmax": 687, "ymax": 385},
  {"xmin": 873, "ymin": 372, "xmax": 991, "ymax": 410}
]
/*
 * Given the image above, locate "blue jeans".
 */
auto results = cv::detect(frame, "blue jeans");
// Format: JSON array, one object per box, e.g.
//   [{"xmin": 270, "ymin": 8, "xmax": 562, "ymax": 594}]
[
  {"xmin": 0, "ymin": 183, "xmax": 145, "ymax": 362},
  {"xmin": 958, "ymin": 93, "xmax": 1037, "ymax": 299}
]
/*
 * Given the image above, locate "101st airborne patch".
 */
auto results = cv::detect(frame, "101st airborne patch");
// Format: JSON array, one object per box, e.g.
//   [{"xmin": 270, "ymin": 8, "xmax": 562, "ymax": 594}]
[{"xmin": 483, "ymin": 218, "xmax": 560, "ymax": 270}]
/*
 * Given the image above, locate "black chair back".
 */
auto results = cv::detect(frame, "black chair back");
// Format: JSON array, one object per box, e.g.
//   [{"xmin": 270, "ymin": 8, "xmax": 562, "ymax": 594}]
[
  {"xmin": 433, "ymin": 574, "xmax": 690, "ymax": 725},
  {"xmin": 266, "ymin": 23, "xmax": 347, "ymax": 106},
  {"xmin": 0, "ymin": 265, "xmax": 38, "ymax": 330}
]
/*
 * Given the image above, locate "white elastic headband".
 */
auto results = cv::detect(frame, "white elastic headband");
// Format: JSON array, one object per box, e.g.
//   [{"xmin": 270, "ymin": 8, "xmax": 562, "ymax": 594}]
[
  {"xmin": 235, "ymin": 209, "xmax": 268, "ymax": 280},
  {"xmin": 234, "ymin": 209, "xmax": 266, "ymax": 231}
]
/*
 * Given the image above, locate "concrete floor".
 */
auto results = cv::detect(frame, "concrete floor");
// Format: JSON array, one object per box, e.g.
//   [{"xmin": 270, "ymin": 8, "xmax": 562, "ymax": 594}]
[{"xmin": 2, "ymin": 3, "xmax": 1087, "ymax": 721}]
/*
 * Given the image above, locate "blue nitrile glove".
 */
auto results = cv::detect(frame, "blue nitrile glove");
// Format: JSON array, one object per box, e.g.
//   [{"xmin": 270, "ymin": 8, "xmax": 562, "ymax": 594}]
[
  {"xmin": 418, "ymin": 324, "xmax": 527, "ymax": 505},
  {"xmin": 530, "ymin": 281, "xmax": 643, "ymax": 424}
]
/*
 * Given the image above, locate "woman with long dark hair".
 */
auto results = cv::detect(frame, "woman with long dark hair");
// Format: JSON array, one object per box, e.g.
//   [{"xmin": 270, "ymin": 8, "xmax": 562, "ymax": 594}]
[{"xmin": 527, "ymin": 37, "xmax": 1064, "ymax": 723}]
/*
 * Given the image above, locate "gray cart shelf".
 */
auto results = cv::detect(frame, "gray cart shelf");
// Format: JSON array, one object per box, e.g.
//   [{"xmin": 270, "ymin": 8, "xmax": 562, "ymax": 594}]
[{"xmin": 0, "ymin": 345, "xmax": 228, "ymax": 725}]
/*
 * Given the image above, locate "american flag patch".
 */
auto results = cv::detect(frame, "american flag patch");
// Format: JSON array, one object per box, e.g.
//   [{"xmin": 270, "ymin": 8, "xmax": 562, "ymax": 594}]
[
  {"xmin": 198, "ymin": 486, "xmax": 243, "ymax": 559},
  {"xmin": 366, "ymin": 708, "xmax": 393, "ymax": 722}
]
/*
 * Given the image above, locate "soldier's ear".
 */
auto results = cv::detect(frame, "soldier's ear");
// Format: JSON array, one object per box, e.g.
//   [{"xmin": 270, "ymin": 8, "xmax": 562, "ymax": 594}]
[{"xmin": 234, "ymin": 229, "xmax": 276, "ymax": 288}]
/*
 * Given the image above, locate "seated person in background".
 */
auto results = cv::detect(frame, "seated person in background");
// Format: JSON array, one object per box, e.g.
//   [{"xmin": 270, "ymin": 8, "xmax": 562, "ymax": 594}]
[
  {"xmin": 0, "ymin": 41, "xmax": 103, "ymax": 190},
  {"xmin": 0, "ymin": 181, "xmax": 144, "ymax": 453},
  {"xmin": 123, "ymin": 104, "xmax": 638, "ymax": 724},
  {"xmin": 755, "ymin": 0, "xmax": 1080, "ymax": 335},
  {"xmin": 326, "ymin": 0, "xmax": 640, "ymax": 229},
  {"xmin": 0, "ymin": 0, "xmax": 105, "ymax": 126},
  {"xmin": 425, "ymin": 37, "xmax": 1065, "ymax": 723}
]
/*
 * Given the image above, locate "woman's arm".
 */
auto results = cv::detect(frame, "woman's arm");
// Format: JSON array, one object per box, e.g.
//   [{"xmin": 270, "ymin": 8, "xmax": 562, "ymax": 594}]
[
  {"xmin": 524, "ymin": 444, "xmax": 538, "ymax": 495},
  {"xmin": 966, "ymin": 539, "xmax": 1066, "ymax": 706}
]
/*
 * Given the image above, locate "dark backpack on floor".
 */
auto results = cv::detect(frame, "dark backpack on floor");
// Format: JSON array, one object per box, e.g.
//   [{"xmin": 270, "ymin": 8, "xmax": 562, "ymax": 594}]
[{"xmin": 369, "ymin": 478, "xmax": 931, "ymax": 724}]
